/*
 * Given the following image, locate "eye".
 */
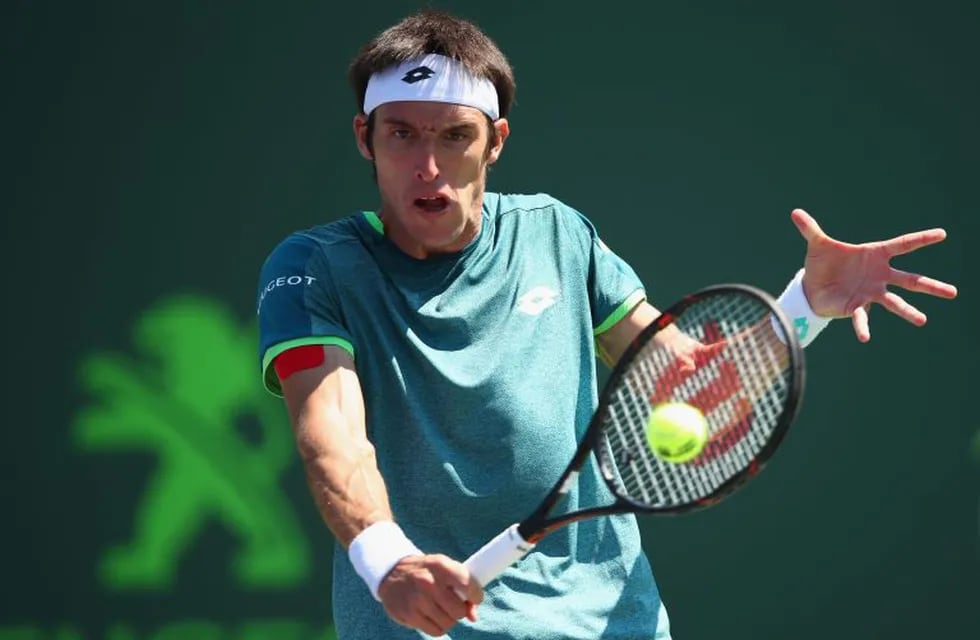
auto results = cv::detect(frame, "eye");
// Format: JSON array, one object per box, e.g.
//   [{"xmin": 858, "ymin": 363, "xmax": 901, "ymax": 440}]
[
  {"xmin": 392, "ymin": 129, "xmax": 411, "ymax": 139},
  {"xmin": 446, "ymin": 131, "xmax": 469, "ymax": 142}
]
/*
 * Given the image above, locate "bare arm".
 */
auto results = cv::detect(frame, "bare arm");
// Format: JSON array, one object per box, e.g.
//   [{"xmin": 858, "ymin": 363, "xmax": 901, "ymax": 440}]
[
  {"xmin": 280, "ymin": 345, "xmax": 390, "ymax": 548},
  {"xmin": 598, "ymin": 296, "xmax": 796, "ymax": 420},
  {"xmin": 596, "ymin": 300, "xmax": 705, "ymax": 368},
  {"xmin": 278, "ymin": 345, "xmax": 482, "ymax": 635},
  {"xmin": 595, "ymin": 301, "xmax": 659, "ymax": 367},
  {"xmin": 601, "ymin": 208, "xmax": 958, "ymax": 363}
]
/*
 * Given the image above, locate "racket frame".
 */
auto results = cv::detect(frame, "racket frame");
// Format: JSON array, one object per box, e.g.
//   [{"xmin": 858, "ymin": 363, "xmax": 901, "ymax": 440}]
[{"xmin": 516, "ymin": 283, "xmax": 806, "ymax": 543}]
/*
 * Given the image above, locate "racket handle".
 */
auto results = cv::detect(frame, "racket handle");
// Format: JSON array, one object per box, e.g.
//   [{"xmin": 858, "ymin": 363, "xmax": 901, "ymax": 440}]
[{"xmin": 463, "ymin": 523, "xmax": 535, "ymax": 587}]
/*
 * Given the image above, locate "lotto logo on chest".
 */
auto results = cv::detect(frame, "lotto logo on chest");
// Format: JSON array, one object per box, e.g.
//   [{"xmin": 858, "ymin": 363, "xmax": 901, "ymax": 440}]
[{"xmin": 516, "ymin": 286, "xmax": 560, "ymax": 317}]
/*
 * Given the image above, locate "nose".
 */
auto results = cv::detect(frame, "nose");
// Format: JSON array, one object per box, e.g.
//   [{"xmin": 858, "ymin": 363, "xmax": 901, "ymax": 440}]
[{"xmin": 414, "ymin": 143, "xmax": 439, "ymax": 182}]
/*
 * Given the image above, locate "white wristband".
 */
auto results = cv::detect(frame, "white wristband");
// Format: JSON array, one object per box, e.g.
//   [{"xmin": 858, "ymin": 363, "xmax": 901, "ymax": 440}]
[
  {"xmin": 773, "ymin": 268, "xmax": 833, "ymax": 348},
  {"xmin": 348, "ymin": 521, "xmax": 423, "ymax": 601}
]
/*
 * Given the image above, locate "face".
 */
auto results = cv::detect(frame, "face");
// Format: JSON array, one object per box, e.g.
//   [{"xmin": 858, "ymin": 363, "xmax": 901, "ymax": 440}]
[{"xmin": 354, "ymin": 101, "xmax": 508, "ymax": 259}]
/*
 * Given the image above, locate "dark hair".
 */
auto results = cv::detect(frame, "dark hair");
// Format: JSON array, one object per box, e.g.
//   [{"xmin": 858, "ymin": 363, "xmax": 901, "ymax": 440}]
[{"xmin": 348, "ymin": 10, "xmax": 516, "ymax": 119}]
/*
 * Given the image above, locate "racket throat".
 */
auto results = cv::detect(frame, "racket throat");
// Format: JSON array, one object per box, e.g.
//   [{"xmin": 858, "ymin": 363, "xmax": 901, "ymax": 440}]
[{"xmin": 556, "ymin": 470, "xmax": 580, "ymax": 495}]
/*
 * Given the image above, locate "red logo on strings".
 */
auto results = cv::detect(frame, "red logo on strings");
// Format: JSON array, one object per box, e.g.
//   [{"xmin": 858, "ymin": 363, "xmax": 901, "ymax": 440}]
[{"xmin": 648, "ymin": 321, "xmax": 755, "ymax": 464}]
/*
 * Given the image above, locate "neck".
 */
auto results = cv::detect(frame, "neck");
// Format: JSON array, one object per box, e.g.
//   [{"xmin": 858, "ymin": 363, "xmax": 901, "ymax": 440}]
[{"xmin": 379, "ymin": 192, "xmax": 485, "ymax": 260}]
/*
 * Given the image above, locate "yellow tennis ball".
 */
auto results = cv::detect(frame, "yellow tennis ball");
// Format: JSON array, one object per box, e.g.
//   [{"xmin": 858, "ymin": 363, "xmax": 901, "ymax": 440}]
[{"xmin": 646, "ymin": 402, "xmax": 709, "ymax": 463}]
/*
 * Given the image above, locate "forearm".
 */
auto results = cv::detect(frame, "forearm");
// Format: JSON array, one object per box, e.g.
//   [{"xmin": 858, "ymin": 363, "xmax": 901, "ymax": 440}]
[
  {"xmin": 281, "ymin": 357, "xmax": 424, "ymax": 602},
  {"xmin": 295, "ymin": 404, "xmax": 394, "ymax": 548},
  {"xmin": 602, "ymin": 273, "xmax": 830, "ymax": 379},
  {"xmin": 280, "ymin": 351, "xmax": 400, "ymax": 550}
]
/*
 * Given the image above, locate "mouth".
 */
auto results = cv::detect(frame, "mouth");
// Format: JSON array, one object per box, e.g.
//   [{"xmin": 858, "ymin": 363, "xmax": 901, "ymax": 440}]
[{"xmin": 413, "ymin": 195, "xmax": 450, "ymax": 214}]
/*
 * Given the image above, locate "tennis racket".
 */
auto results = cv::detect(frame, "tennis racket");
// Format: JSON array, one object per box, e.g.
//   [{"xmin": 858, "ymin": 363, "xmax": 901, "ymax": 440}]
[{"xmin": 462, "ymin": 284, "xmax": 805, "ymax": 587}]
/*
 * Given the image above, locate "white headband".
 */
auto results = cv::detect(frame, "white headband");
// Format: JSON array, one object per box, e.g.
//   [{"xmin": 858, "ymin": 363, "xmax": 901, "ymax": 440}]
[{"xmin": 363, "ymin": 53, "xmax": 500, "ymax": 120}]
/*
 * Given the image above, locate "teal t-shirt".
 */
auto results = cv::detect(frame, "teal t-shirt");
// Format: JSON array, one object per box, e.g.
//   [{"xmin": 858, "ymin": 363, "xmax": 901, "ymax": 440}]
[{"xmin": 257, "ymin": 192, "xmax": 671, "ymax": 639}]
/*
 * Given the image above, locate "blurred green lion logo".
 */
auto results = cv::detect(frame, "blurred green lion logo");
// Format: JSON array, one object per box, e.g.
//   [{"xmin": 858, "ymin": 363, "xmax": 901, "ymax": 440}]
[{"xmin": 73, "ymin": 296, "xmax": 309, "ymax": 590}]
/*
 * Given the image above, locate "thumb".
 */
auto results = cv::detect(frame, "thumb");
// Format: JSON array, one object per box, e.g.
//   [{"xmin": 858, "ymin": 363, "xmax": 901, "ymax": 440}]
[{"xmin": 790, "ymin": 209, "xmax": 825, "ymax": 245}]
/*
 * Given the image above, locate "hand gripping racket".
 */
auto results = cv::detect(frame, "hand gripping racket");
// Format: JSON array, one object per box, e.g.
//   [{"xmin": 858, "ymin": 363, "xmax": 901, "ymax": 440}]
[{"xmin": 463, "ymin": 284, "xmax": 805, "ymax": 587}]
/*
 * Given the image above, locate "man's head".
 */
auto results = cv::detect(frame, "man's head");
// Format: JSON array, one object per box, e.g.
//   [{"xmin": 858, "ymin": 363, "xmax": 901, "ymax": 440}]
[{"xmin": 348, "ymin": 11, "xmax": 515, "ymax": 259}]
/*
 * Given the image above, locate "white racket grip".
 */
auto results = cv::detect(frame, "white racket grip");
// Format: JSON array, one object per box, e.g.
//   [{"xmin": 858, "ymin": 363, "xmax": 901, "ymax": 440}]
[{"xmin": 464, "ymin": 523, "xmax": 535, "ymax": 587}]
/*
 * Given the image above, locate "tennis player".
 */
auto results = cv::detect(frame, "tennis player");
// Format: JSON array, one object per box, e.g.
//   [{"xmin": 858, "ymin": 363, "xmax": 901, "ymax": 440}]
[{"xmin": 256, "ymin": 10, "xmax": 957, "ymax": 639}]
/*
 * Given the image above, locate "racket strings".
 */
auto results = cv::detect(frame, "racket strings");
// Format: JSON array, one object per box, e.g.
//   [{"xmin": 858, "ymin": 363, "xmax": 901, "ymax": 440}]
[{"xmin": 601, "ymin": 292, "xmax": 793, "ymax": 508}]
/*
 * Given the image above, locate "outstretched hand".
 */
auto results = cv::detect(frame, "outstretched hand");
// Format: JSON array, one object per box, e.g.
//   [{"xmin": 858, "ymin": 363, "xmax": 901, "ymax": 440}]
[{"xmin": 791, "ymin": 209, "xmax": 958, "ymax": 342}]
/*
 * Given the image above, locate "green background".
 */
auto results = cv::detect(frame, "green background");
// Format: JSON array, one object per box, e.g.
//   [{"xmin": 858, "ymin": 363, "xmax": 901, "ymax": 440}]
[{"xmin": 3, "ymin": 1, "xmax": 977, "ymax": 638}]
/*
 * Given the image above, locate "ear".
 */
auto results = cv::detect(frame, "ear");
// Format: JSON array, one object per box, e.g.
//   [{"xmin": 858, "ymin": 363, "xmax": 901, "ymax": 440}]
[
  {"xmin": 353, "ymin": 113, "xmax": 373, "ymax": 161},
  {"xmin": 487, "ymin": 118, "xmax": 510, "ymax": 165}
]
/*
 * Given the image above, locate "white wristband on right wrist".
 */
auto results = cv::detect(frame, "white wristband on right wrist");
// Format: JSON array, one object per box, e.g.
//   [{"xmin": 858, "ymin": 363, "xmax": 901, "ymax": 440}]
[
  {"xmin": 773, "ymin": 268, "xmax": 833, "ymax": 348},
  {"xmin": 348, "ymin": 520, "xmax": 422, "ymax": 601}
]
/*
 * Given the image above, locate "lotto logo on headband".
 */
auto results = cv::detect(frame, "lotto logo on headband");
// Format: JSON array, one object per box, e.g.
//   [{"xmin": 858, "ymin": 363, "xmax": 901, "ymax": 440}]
[
  {"xmin": 363, "ymin": 53, "xmax": 500, "ymax": 120},
  {"xmin": 402, "ymin": 66, "xmax": 435, "ymax": 84}
]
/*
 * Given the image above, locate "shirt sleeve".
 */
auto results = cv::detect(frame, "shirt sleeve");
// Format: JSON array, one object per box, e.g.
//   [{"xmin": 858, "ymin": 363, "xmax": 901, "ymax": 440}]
[
  {"xmin": 256, "ymin": 233, "xmax": 354, "ymax": 396},
  {"xmin": 559, "ymin": 201, "xmax": 646, "ymax": 336}
]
